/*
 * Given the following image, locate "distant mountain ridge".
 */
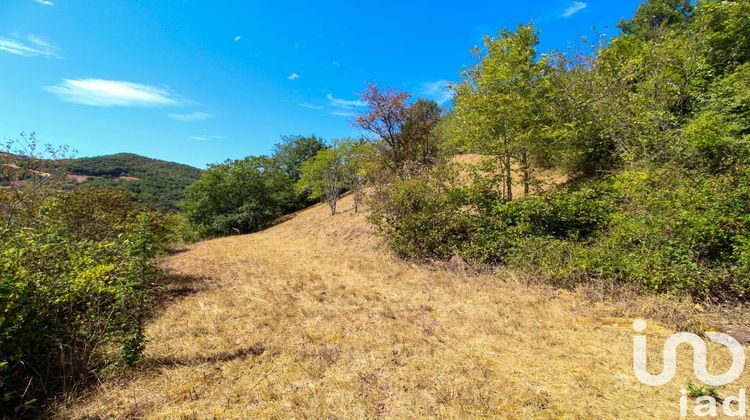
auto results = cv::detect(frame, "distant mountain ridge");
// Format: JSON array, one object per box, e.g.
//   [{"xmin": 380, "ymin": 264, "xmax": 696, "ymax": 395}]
[{"xmin": 63, "ymin": 153, "xmax": 202, "ymax": 212}]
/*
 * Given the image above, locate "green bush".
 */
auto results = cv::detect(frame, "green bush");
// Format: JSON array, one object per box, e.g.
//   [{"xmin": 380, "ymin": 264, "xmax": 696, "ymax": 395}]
[
  {"xmin": 507, "ymin": 168, "xmax": 750, "ymax": 298},
  {"xmin": 372, "ymin": 163, "xmax": 750, "ymax": 299},
  {"xmin": 368, "ymin": 165, "xmax": 471, "ymax": 259},
  {"xmin": 369, "ymin": 164, "xmax": 612, "ymax": 264},
  {"xmin": 0, "ymin": 187, "xmax": 167, "ymax": 415}
]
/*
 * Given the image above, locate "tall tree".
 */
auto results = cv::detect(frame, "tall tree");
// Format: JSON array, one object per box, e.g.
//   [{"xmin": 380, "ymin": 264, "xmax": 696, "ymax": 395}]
[
  {"xmin": 401, "ymin": 99, "xmax": 443, "ymax": 169},
  {"xmin": 183, "ymin": 156, "xmax": 292, "ymax": 237},
  {"xmin": 297, "ymin": 141, "xmax": 346, "ymax": 215},
  {"xmin": 618, "ymin": 0, "xmax": 692, "ymax": 39},
  {"xmin": 355, "ymin": 84, "xmax": 411, "ymax": 174},
  {"xmin": 453, "ymin": 24, "xmax": 546, "ymax": 199},
  {"xmin": 272, "ymin": 134, "xmax": 327, "ymax": 181}
]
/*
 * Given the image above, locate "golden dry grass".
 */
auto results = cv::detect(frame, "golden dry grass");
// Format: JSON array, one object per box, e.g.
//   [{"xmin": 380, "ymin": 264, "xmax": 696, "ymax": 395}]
[
  {"xmin": 451, "ymin": 154, "xmax": 569, "ymax": 197},
  {"xmin": 61, "ymin": 194, "xmax": 750, "ymax": 418}
]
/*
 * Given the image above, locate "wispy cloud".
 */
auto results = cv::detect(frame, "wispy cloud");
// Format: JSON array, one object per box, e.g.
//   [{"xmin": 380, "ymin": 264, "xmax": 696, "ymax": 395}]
[
  {"xmin": 326, "ymin": 93, "xmax": 366, "ymax": 110},
  {"xmin": 331, "ymin": 61, "xmax": 341, "ymax": 67},
  {"xmin": 191, "ymin": 135, "xmax": 226, "ymax": 142},
  {"xmin": 561, "ymin": 1, "xmax": 587, "ymax": 18},
  {"xmin": 299, "ymin": 102, "xmax": 323, "ymax": 110},
  {"xmin": 45, "ymin": 79, "xmax": 181, "ymax": 107},
  {"xmin": 0, "ymin": 34, "xmax": 62, "ymax": 58},
  {"xmin": 168, "ymin": 111, "xmax": 214, "ymax": 122},
  {"xmin": 421, "ymin": 80, "xmax": 454, "ymax": 105},
  {"xmin": 329, "ymin": 110, "xmax": 357, "ymax": 117},
  {"xmin": 287, "ymin": 73, "xmax": 300, "ymax": 80},
  {"xmin": 326, "ymin": 92, "xmax": 366, "ymax": 117},
  {"xmin": 234, "ymin": 35, "xmax": 241, "ymax": 42},
  {"xmin": 34, "ymin": 0, "xmax": 54, "ymax": 5}
]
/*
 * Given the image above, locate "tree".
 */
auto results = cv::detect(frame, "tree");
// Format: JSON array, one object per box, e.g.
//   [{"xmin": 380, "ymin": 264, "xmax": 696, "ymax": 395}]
[
  {"xmin": 183, "ymin": 156, "xmax": 293, "ymax": 237},
  {"xmin": 340, "ymin": 140, "xmax": 375, "ymax": 213},
  {"xmin": 355, "ymin": 85, "xmax": 444, "ymax": 177},
  {"xmin": 401, "ymin": 99, "xmax": 443, "ymax": 168},
  {"xmin": 296, "ymin": 139, "xmax": 374, "ymax": 215},
  {"xmin": 297, "ymin": 145, "xmax": 347, "ymax": 215},
  {"xmin": 452, "ymin": 24, "xmax": 547, "ymax": 199},
  {"xmin": 272, "ymin": 134, "xmax": 327, "ymax": 181},
  {"xmin": 355, "ymin": 84, "xmax": 411, "ymax": 174},
  {"xmin": 618, "ymin": 0, "xmax": 692, "ymax": 39},
  {"xmin": 693, "ymin": 0, "xmax": 750, "ymax": 75}
]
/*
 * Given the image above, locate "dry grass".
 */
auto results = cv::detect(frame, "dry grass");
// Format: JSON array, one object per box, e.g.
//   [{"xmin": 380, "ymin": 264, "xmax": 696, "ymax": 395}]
[
  {"xmin": 451, "ymin": 154, "xmax": 569, "ymax": 197},
  {"xmin": 60, "ymin": 195, "xmax": 750, "ymax": 418}
]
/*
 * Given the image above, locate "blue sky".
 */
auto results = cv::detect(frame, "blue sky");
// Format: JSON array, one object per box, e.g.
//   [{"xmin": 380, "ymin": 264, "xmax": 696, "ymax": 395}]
[{"xmin": 0, "ymin": 0, "xmax": 641, "ymax": 168}]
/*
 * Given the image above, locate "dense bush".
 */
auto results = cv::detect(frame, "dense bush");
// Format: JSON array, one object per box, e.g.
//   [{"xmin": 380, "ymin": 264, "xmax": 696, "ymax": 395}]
[
  {"xmin": 183, "ymin": 156, "xmax": 294, "ymax": 237},
  {"xmin": 512, "ymin": 169, "xmax": 750, "ymax": 297},
  {"xmin": 0, "ymin": 186, "xmax": 169, "ymax": 415},
  {"xmin": 371, "ymin": 163, "xmax": 750, "ymax": 299}
]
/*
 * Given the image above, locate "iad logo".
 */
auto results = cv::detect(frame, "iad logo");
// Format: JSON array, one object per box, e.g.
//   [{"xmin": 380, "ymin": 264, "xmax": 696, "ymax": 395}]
[
  {"xmin": 632, "ymin": 319, "xmax": 747, "ymax": 417},
  {"xmin": 632, "ymin": 319, "xmax": 745, "ymax": 386}
]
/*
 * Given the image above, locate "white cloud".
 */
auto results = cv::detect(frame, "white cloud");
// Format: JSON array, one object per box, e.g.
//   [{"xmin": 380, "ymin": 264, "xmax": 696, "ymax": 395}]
[
  {"xmin": 326, "ymin": 93, "xmax": 366, "ymax": 110},
  {"xmin": 420, "ymin": 80, "xmax": 454, "ymax": 105},
  {"xmin": 299, "ymin": 103, "xmax": 323, "ymax": 110},
  {"xmin": 0, "ymin": 33, "xmax": 62, "ymax": 58},
  {"xmin": 331, "ymin": 61, "xmax": 341, "ymax": 66},
  {"xmin": 45, "ymin": 79, "xmax": 181, "ymax": 107},
  {"xmin": 191, "ymin": 135, "xmax": 226, "ymax": 142},
  {"xmin": 234, "ymin": 35, "xmax": 241, "ymax": 42},
  {"xmin": 168, "ymin": 111, "xmax": 214, "ymax": 122},
  {"xmin": 287, "ymin": 73, "xmax": 300, "ymax": 80},
  {"xmin": 330, "ymin": 110, "xmax": 357, "ymax": 117},
  {"xmin": 561, "ymin": 1, "xmax": 587, "ymax": 18},
  {"xmin": 34, "ymin": 0, "xmax": 54, "ymax": 5}
]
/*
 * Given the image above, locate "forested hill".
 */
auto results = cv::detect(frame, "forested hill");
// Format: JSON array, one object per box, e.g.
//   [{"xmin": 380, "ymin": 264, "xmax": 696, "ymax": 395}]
[{"xmin": 64, "ymin": 153, "xmax": 202, "ymax": 212}]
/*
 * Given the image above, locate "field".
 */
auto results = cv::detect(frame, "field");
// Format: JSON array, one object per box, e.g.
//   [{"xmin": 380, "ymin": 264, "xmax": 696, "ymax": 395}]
[{"xmin": 59, "ymin": 194, "xmax": 750, "ymax": 418}]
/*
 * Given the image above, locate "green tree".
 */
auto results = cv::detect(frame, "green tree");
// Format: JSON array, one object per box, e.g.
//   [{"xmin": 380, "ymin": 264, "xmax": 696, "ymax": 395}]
[
  {"xmin": 183, "ymin": 156, "xmax": 293, "ymax": 236},
  {"xmin": 272, "ymin": 134, "xmax": 327, "ymax": 181},
  {"xmin": 693, "ymin": 0, "xmax": 750, "ymax": 75},
  {"xmin": 618, "ymin": 0, "xmax": 692, "ymax": 39},
  {"xmin": 297, "ymin": 142, "xmax": 348, "ymax": 215},
  {"xmin": 453, "ymin": 23, "xmax": 547, "ymax": 199}
]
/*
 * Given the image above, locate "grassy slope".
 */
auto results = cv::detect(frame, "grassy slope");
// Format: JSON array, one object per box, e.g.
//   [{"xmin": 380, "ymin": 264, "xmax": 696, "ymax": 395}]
[{"xmin": 63, "ymin": 194, "xmax": 750, "ymax": 418}]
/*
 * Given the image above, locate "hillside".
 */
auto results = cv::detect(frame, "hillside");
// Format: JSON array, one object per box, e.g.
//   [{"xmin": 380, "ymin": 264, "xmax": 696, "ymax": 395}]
[
  {"xmin": 63, "ymin": 153, "xmax": 202, "ymax": 211},
  {"xmin": 62, "ymin": 194, "xmax": 750, "ymax": 418}
]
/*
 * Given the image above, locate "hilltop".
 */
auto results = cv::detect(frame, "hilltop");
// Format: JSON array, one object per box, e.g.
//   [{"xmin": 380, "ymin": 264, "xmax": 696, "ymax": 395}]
[
  {"xmin": 63, "ymin": 153, "xmax": 202, "ymax": 212},
  {"xmin": 2, "ymin": 152, "xmax": 202, "ymax": 212}
]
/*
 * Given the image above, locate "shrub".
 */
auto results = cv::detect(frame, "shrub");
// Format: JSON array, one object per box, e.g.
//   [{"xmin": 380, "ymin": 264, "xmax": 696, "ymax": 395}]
[
  {"xmin": 507, "ymin": 168, "xmax": 750, "ymax": 298},
  {"xmin": 0, "ymin": 187, "xmax": 167, "ymax": 415},
  {"xmin": 368, "ymin": 164, "xmax": 471, "ymax": 259}
]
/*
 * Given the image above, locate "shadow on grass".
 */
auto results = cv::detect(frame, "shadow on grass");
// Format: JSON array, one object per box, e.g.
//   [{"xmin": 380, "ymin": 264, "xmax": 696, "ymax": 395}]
[
  {"xmin": 143, "ymin": 343, "xmax": 266, "ymax": 369},
  {"xmin": 149, "ymin": 270, "xmax": 212, "ymax": 311}
]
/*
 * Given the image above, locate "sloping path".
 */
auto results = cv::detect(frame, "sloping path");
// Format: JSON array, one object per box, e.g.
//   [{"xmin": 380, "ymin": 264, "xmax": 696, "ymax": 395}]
[{"xmin": 65, "ymin": 195, "xmax": 748, "ymax": 418}]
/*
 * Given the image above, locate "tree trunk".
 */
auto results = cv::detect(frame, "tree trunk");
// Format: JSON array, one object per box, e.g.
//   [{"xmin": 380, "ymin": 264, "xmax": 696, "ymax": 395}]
[
  {"xmin": 521, "ymin": 150, "xmax": 530, "ymax": 196},
  {"xmin": 352, "ymin": 175, "xmax": 362, "ymax": 214},
  {"xmin": 504, "ymin": 153, "xmax": 513, "ymax": 201}
]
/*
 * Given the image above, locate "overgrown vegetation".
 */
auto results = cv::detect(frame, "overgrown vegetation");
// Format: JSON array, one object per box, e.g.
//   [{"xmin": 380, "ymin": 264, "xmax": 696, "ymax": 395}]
[
  {"xmin": 0, "ymin": 136, "xmax": 173, "ymax": 416},
  {"xmin": 369, "ymin": 0, "xmax": 750, "ymax": 301}
]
